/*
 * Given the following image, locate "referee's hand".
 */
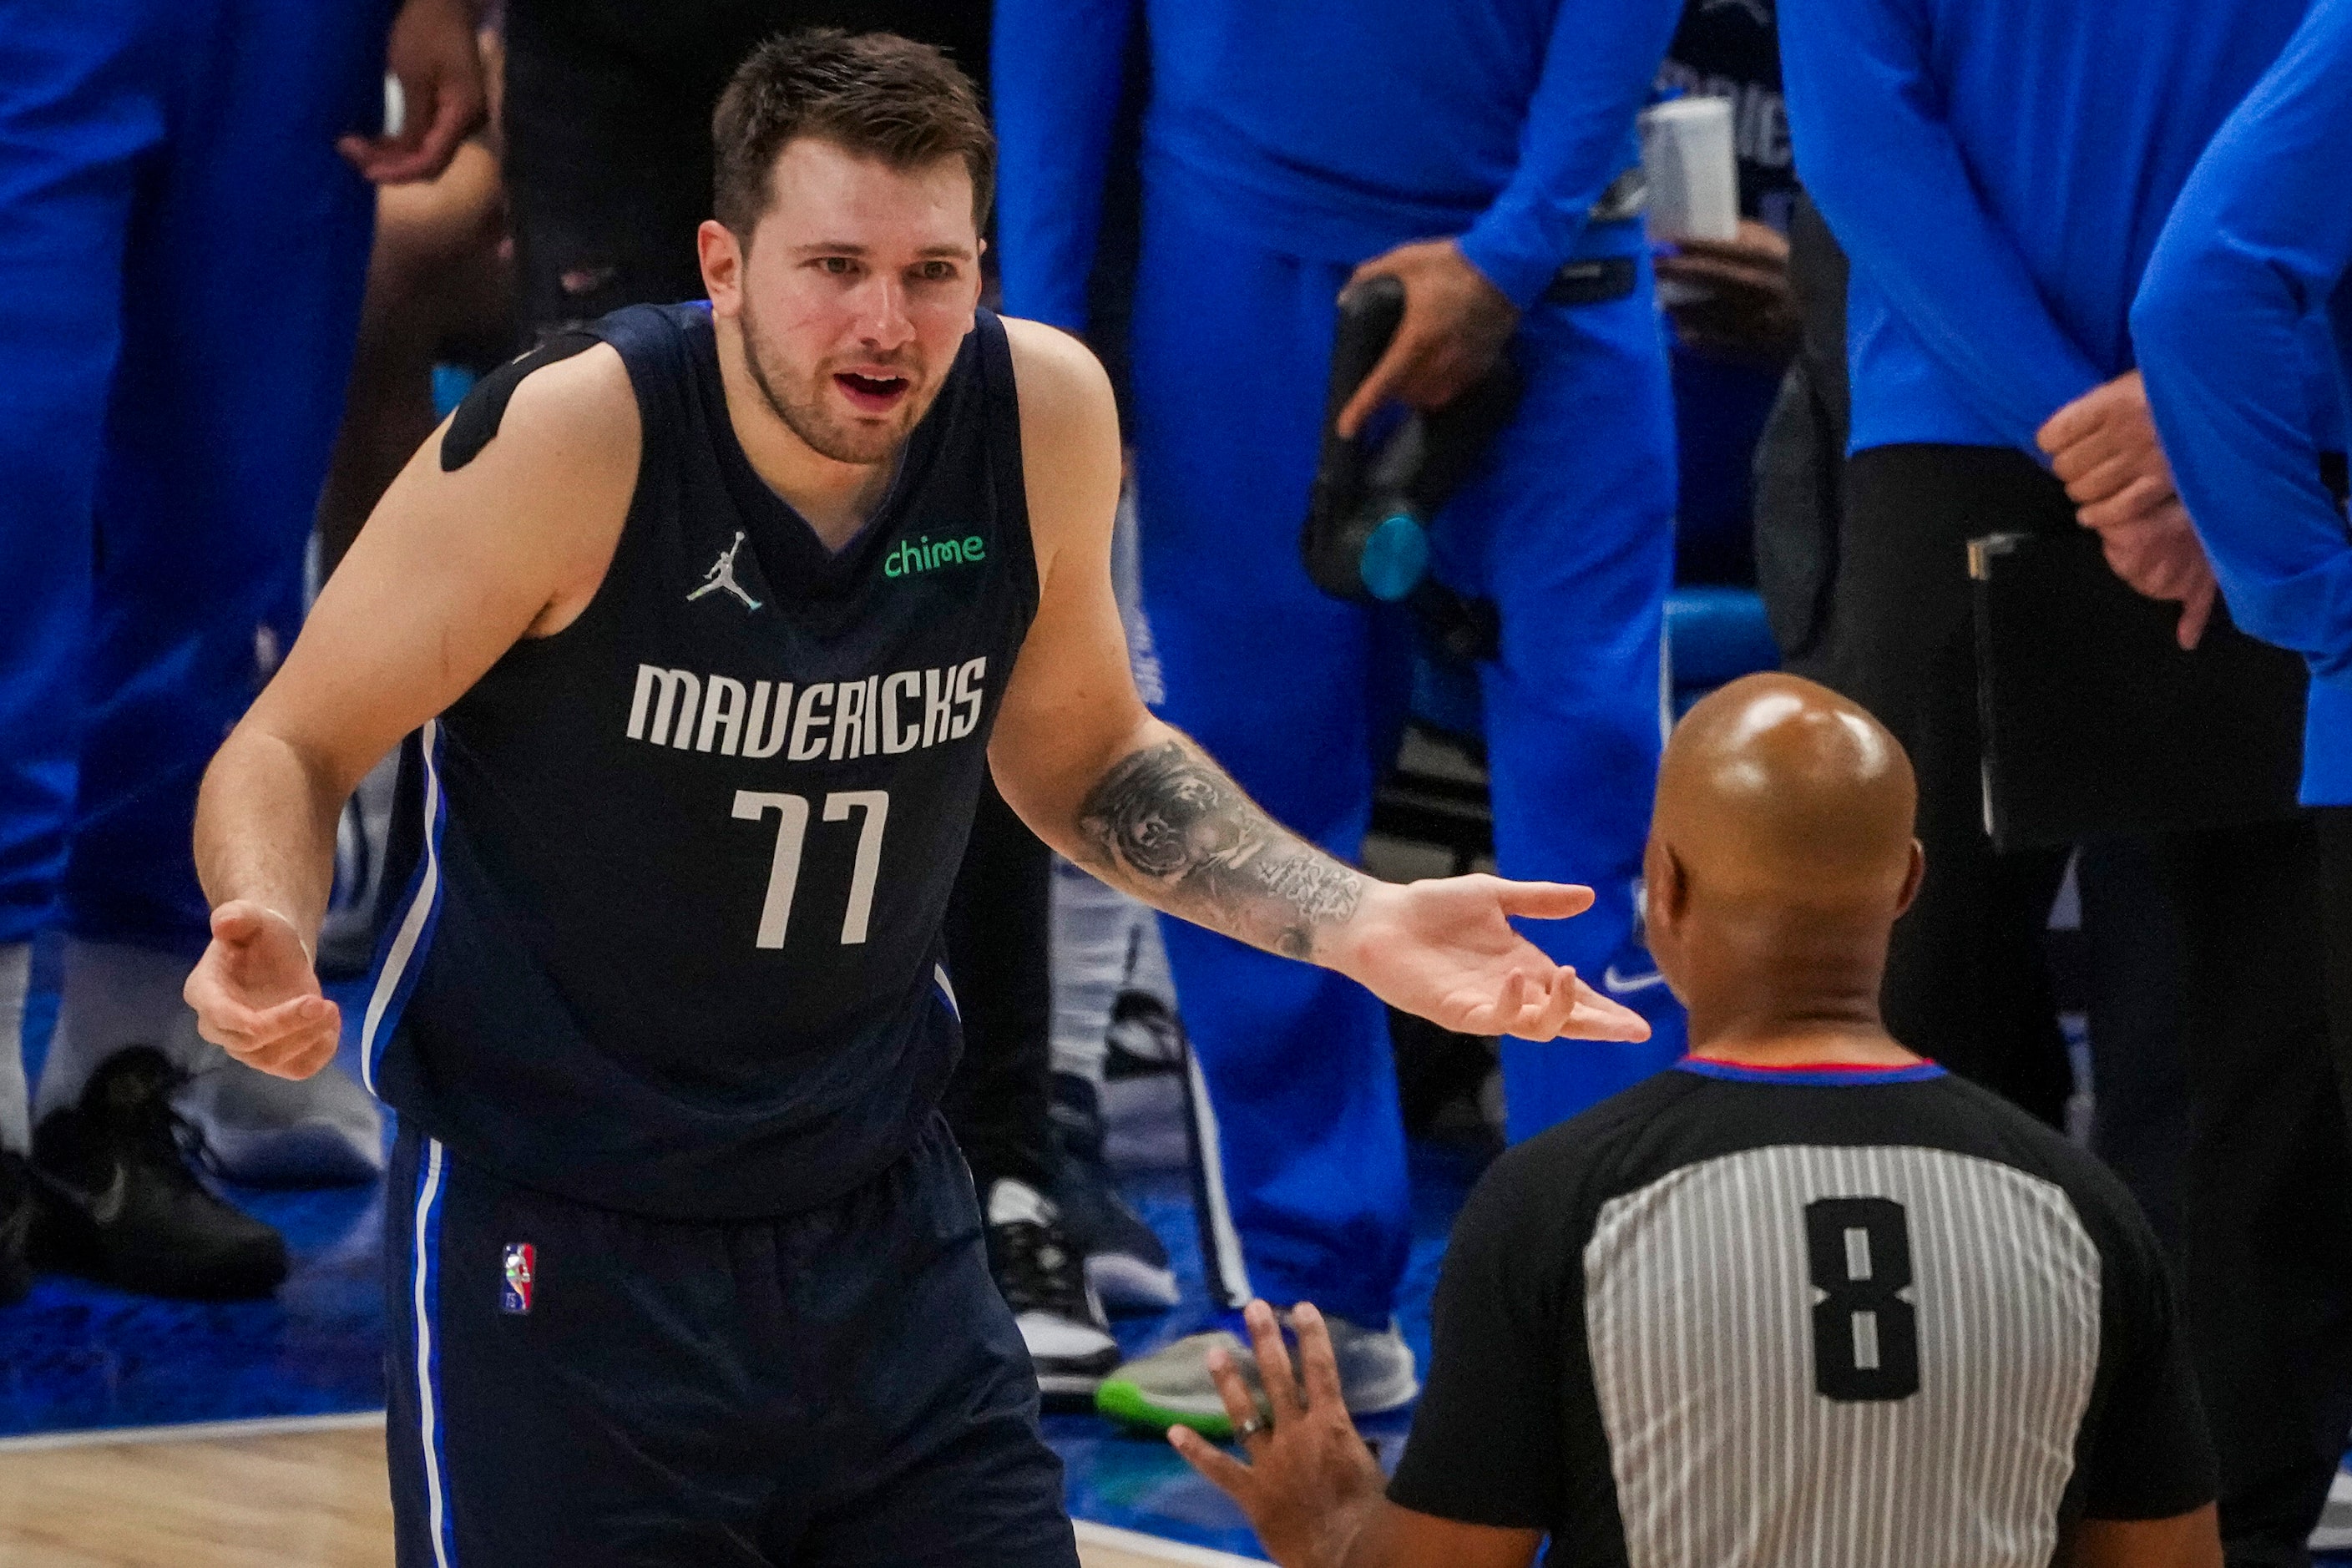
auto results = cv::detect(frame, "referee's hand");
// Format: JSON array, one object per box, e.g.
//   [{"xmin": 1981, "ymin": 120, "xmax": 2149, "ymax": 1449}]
[
  {"xmin": 1171, "ymin": 1301, "xmax": 1387, "ymax": 1568},
  {"xmin": 185, "ymin": 902, "xmax": 341, "ymax": 1081}
]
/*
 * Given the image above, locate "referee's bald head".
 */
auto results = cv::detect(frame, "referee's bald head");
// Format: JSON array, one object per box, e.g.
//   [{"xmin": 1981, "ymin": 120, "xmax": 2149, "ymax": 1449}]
[{"xmin": 1643, "ymin": 673, "xmax": 1924, "ymax": 1010}]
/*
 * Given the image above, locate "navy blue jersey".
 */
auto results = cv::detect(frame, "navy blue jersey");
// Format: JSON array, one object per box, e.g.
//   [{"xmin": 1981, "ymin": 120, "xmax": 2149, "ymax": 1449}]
[{"xmin": 362, "ymin": 303, "xmax": 1039, "ymax": 1217}]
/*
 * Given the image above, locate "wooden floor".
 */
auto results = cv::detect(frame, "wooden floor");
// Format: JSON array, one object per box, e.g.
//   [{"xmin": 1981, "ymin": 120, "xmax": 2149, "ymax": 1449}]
[
  {"xmin": 0, "ymin": 1421, "xmax": 1252, "ymax": 1567},
  {"xmin": 0, "ymin": 1425, "xmax": 392, "ymax": 1568}
]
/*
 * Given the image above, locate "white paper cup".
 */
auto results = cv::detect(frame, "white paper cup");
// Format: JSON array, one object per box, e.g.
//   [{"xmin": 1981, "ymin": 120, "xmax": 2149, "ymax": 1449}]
[{"xmin": 1640, "ymin": 97, "xmax": 1739, "ymax": 242}]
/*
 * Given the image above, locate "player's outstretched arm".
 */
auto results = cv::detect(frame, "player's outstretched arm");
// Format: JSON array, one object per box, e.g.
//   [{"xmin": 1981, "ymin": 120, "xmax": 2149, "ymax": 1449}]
[
  {"xmin": 987, "ymin": 318, "xmax": 1646, "ymax": 1044},
  {"xmin": 187, "ymin": 345, "xmax": 640, "ymax": 1079}
]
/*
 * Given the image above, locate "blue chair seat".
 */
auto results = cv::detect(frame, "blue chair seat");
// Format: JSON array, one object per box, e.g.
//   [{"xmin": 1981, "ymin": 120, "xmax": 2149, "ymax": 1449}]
[{"xmin": 1666, "ymin": 585, "xmax": 1778, "ymax": 714}]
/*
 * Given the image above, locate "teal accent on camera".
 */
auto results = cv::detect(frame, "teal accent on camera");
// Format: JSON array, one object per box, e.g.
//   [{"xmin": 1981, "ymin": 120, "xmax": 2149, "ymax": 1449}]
[{"xmin": 1359, "ymin": 511, "xmax": 1429, "ymax": 602}]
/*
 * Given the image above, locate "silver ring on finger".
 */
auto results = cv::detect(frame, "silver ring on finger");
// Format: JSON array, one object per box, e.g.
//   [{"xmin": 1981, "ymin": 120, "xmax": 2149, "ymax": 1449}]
[{"xmin": 1233, "ymin": 1415, "xmax": 1267, "ymax": 1441}]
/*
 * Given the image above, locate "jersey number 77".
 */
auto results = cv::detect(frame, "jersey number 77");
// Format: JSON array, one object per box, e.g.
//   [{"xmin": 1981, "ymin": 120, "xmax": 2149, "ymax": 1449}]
[{"xmin": 731, "ymin": 789, "xmax": 890, "ymax": 947}]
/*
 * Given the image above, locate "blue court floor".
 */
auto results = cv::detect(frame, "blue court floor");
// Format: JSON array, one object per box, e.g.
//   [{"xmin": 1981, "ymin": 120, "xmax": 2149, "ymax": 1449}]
[{"xmin": 0, "ymin": 952, "xmax": 1481, "ymax": 1560}]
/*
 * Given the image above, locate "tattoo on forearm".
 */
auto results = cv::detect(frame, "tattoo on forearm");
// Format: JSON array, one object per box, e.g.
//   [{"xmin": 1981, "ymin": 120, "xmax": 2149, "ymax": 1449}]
[{"xmin": 1077, "ymin": 740, "xmax": 1364, "ymax": 959}]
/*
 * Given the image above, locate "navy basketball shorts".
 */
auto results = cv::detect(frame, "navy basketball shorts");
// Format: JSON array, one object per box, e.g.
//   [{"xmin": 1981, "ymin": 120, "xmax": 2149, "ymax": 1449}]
[{"xmin": 383, "ymin": 1115, "xmax": 1079, "ymax": 1567}]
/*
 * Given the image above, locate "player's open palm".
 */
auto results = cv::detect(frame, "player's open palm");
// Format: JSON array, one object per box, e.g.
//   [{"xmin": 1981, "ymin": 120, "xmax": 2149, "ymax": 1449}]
[
  {"xmin": 1338, "ymin": 875, "xmax": 1651, "ymax": 1042},
  {"xmin": 184, "ymin": 901, "xmax": 341, "ymax": 1080},
  {"xmin": 1171, "ymin": 1301, "xmax": 1388, "ymax": 1568}
]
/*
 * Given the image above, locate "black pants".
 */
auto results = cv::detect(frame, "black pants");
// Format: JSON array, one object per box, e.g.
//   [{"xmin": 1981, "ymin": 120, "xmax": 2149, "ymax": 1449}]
[
  {"xmin": 1831, "ymin": 444, "xmax": 2352, "ymax": 1566},
  {"xmin": 938, "ymin": 777, "xmax": 1055, "ymax": 1194},
  {"xmin": 386, "ymin": 1120, "xmax": 1077, "ymax": 1567},
  {"xmin": 2326, "ymin": 809, "xmax": 2352, "ymax": 1114},
  {"xmin": 2077, "ymin": 836, "xmax": 2190, "ymax": 1256},
  {"xmin": 2163, "ymin": 818, "xmax": 2352, "ymax": 1568},
  {"xmin": 501, "ymin": 0, "xmax": 1055, "ymax": 1197}
]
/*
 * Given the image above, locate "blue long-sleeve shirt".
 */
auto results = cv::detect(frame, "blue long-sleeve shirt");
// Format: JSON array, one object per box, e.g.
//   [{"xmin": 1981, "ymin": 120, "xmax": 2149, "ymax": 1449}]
[
  {"xmin": 1778, "ymin": 0, "xmax": 2313, "ymax": 458},
  {"xmin": 2133, "ymin": 0, "xmax": 2352, "ymax": 807},
  {"xmin": 990, "ymin": 0, "xmax": 1684, "ymax": 327}
]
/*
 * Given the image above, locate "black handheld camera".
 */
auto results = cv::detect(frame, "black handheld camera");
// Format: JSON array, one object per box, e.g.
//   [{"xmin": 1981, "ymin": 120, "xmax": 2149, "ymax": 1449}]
[{"xmin": 1298, "ymin": 277, "xmax": 1520, "ymax": 660}]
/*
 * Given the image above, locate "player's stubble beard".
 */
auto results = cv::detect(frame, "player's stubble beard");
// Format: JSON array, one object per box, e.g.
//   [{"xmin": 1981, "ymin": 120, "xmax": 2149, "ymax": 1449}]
[{"xmin": 737, "ymin": 286, "xmax": 933, "ymax": 468}]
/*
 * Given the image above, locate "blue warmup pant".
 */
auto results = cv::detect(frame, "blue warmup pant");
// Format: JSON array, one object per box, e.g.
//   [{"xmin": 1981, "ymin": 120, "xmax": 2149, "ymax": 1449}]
[
  {"xmin": 1130, "ymin": 178, "xmax": 1687, "ymax": 1325},
  {"xmin": 0, "ymin": 0, "xmax": 392, "ymax": 952}
]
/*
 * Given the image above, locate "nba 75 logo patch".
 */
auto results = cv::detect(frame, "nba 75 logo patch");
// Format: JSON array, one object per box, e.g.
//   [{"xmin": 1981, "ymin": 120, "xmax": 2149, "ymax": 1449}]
[{"xmin": 501, "ymin": 1243, "xmax": 535, "ymax": 1314}]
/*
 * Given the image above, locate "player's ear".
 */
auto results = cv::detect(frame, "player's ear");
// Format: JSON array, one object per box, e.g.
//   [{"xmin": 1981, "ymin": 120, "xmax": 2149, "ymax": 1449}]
[
  {"xmin": 1893, "ymin": 839, "xmax": 1925, "ymax": 918},
  {"xmin": 699, "ymin": 220, "xmax": 745, "ymax": 315}
]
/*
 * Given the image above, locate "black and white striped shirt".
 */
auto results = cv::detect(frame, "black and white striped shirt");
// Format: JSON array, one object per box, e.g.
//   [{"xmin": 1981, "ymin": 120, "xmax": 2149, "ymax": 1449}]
[{"xmin": 1389, "ymin": 1060, "xmax": 2213, "ymax": 1565}]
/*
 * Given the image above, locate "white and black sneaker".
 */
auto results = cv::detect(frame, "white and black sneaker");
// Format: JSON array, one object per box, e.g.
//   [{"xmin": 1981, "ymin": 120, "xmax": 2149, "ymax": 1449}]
[
  {"xmin": 984, "ymin": 1178, "xmax": 1121, "ymax": 1399},
  {"xmin": 30, "ymin": 1047, "xmax": 287, "ymax": 1300}
]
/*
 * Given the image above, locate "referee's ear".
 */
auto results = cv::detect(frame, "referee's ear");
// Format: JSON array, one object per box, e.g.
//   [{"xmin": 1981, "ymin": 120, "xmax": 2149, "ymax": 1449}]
[
  {"xmin": 1894, "ymin": 840, "xmax": 1925, "ymax": 918},
  {"xmin": 1641, "ymin": 834, "xmax": 1690, "ymax": 989},
  {"xmin": 1645, "ymin": 838, "xmax": 1689, "ymax": 932}
]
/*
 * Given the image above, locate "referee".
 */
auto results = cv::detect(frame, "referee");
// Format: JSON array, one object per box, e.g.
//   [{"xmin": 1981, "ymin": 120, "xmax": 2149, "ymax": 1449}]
[{"xmin": 1177, "ymin": 674, "xmax": 2220, "ymax": 1568}]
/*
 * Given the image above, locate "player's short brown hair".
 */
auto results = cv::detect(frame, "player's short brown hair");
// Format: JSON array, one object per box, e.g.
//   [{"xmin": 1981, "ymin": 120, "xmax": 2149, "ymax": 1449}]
[{"xmin": 712, "ymin": 28, "xmax": 994, "ymax": 238}]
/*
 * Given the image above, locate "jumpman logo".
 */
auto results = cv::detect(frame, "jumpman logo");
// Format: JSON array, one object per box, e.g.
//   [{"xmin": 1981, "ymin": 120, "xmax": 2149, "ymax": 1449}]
[{"xmin": 688, "ymin": 531, "xmax": 762, "ymax": 611}]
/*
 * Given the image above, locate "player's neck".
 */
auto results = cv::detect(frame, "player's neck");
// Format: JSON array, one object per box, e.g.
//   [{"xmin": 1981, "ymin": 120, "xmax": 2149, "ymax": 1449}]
[{"xmin": 716, "ymin": 331, "xmax": 902, "ymax": 552}]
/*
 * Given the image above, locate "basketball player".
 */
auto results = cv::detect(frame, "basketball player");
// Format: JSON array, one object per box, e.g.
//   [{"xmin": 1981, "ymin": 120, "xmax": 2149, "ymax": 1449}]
[
  {"xmin": 180, "ymin": 31, "xmax": 1646, "ymax": 1566},
  {"xmin": 1177, "ymin": 674, "xmax": 2220, "ymax": 1568}
]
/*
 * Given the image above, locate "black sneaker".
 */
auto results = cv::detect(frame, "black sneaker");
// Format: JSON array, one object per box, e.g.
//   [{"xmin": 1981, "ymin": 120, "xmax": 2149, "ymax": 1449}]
[
  {"xmin": 1105, "ymin": 992, "xmax": 1186, "ymax": 1078},
  {"xmin": 984, "ymin": 1178, "xmax": 1120, "ymax": 1399},
  {"xmin": 30, "ymin": 1048, "xmax": 288, "ymax": 1301},
  {"xmin": 0, "ymin": 1151, "xmax": 38, "ymax": 1305},
  {"xmin": 1050, "ymin": 1073, "xmax": 1179, "ymax": 1312}
]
